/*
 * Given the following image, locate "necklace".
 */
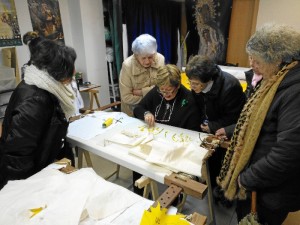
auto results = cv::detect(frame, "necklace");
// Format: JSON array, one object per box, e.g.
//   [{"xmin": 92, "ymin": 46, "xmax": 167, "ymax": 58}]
[{"xmin": 155, "ymin": 96, "xmax": 177, "ymax": 122}]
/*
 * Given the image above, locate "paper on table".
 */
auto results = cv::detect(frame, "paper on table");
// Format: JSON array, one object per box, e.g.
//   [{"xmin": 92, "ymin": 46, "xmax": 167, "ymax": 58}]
[
  {"xmin": 68, "ymin": 112, "xmax": 134, "ymax": 140},
  {"xmin": 68, "ymin": 116, "xmax": 107, "ymax": 140}
]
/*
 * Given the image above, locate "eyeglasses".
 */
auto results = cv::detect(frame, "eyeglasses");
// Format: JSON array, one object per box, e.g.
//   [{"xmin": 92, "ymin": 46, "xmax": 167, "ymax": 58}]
[
  {"xmin": 188, "ymin": 80, "xmax": 203, "ymax": 87},
  {"xmin": 158, "ymin": 87, "xmax": 177, "ymax": 95}
]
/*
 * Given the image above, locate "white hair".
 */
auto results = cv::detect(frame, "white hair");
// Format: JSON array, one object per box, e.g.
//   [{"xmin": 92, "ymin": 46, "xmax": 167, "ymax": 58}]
[{"xmin": 131, "ymin": 34, "xmax": 157, "ymax": 55}]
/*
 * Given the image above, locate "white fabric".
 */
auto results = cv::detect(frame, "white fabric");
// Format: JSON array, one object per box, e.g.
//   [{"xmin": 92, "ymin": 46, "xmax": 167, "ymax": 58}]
[
  {"xmin": 24, "ymin": 65, "xmax": 75, "ymax": 120},
  {"xmin": 129, "ymin": 138, "xmax": 207, "ymax": 177},
  {"xmin": 0, "ymin": 168, "xmax": 147, "ymax": 225},
  {"xmin": 106, "ymin": 130, "xmax": 154, "ymax": 146}
]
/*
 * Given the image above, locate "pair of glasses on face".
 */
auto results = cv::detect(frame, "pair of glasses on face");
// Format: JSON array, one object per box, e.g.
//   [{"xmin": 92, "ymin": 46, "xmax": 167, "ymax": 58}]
[
  {"xmin": 158, "ymin": 87, "xmax": 177, "ymax": 96},
  {"xmin": 188, "ymin": 80, "xmax": 203, "ymax": 87}
]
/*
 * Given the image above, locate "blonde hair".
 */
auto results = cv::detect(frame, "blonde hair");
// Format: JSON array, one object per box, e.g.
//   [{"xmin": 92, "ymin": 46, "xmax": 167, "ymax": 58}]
[{"xmin": 156, "ymin": 64, "xmax": 181, "ymax": 88}]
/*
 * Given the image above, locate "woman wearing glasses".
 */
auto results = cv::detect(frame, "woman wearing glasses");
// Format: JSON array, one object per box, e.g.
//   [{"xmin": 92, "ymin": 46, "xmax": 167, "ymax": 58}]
[
  {"xmin": 133, "ymin": 64, "xmax": 202, "ymax": 131},
  {"xmin": 185, "ymin": 55, "xmax": 246, "ymax": 207},
  {"xmin": 133, "ymin": 64, "xmax": 202, "ymax": 197},
  {"xmin": 185, "ymin": 55, "xmax": 245, "ymax": 134}
]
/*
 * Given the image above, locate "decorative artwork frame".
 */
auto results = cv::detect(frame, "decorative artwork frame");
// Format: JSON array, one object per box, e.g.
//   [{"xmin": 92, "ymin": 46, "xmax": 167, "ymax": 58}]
[
  {"xmin": 0, "ymin": 0, "xmax": 22, "ymax": 47},
  {"xmin": 27, "ymin": 0, "xmax": 64, "ymax": 44}
]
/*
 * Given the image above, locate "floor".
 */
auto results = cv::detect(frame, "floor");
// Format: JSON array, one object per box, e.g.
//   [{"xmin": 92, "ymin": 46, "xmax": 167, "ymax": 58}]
[{"xmin": 76, "ymin": 152, "xmax": 238, "ymax": 225}]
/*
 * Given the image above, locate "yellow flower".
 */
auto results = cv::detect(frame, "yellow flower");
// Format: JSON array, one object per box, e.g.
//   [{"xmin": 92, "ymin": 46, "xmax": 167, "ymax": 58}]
[{"xmin": 140, "ymin": 202, "xmax": 189, "ymax": 225}]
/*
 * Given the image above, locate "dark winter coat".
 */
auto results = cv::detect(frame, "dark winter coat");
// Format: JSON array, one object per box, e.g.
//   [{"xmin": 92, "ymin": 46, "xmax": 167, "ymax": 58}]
[
  {"xmin": 240, "ymin": 62, "xmax": 300, "ymax": 212},
  {"xmin": 192, "ymin": 67, "xmax": 246, "ymax": 134},
  {"xmin": 0, "ymin": 81, "xmax": 69, "ymax": 189}
]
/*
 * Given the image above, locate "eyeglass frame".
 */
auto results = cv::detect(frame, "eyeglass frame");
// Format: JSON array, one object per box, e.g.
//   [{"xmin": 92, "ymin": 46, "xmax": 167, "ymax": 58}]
[{"xmin": 157, "ymin": 86, "xmax": 178, "ymax": 95}]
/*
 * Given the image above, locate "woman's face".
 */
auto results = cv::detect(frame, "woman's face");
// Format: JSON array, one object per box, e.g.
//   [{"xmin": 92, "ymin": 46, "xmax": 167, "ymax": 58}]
[
  {"xmin": 158, "ymin": 85, "xmax": 178, "ymax": 101},
  {"xmin": 136, "ymin": 53, "xmax": 155, "ymax": 68},
  {"xmin": 249, "ymin": 55, "xmax": 280, "ymax": 80},
  {"xmin": 188, "ymin": 78, "xmax": 209, "ymax": 94}
]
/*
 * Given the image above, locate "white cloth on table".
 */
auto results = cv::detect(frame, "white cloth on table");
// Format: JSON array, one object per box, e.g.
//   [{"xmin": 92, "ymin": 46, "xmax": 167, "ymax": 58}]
[
  {"xmin": 0, "ymin": 168, "xmax": 151, "ymax": 225},
  {"xmin": 129, "ymin": 138, "xmax": 208, "ymax": 177}
]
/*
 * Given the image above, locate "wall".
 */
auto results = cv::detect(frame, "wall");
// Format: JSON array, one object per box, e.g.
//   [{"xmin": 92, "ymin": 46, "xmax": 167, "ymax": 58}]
[
  {"xmin": 256, "ymin": 0, "xmax": 300, "ymax": 31},
  {"xmin": 1, "ymin": 0, "xmax": 110, "ymax": 106}
]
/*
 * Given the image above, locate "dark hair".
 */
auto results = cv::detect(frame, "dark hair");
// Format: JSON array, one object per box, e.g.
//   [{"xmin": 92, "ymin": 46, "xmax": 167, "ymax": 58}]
[
  {"xmin": 185, "ymin": 55, "xmax": 219, "ymax": 83},
  {"xmin": 23, "ymin": 31, "xmax": 77, "ymax": 82}
]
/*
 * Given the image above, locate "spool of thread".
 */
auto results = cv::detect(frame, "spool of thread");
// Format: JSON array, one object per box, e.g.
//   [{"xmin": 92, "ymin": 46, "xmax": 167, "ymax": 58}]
[{"xmin": 102, "ymin": 118, "xmax": 113, "ymax": 128}]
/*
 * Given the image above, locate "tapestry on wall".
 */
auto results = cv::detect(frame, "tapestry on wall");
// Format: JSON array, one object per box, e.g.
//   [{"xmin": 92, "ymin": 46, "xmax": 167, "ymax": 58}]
[
  {"xmin": 27, "ymin": 0, "xmax": 64, "ymax": 44},
  {"xmin": 0, "ymin": 0, "xmax": 22, "ymax": 47},
  {"xmin": 185, "ymin": 0, "xmax": 232, "ymax": 65}
]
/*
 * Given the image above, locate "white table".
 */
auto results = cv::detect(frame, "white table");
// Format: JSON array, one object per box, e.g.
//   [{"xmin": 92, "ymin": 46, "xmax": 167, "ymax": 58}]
[{"xmin": 67, "ymin": 112, "xmax": 216, "ymax": 225}]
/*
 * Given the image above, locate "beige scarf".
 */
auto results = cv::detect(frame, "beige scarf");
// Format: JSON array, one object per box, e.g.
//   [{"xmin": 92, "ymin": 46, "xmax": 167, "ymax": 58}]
[
  {"xmin": 24, "ymin": 65, "xmax": 75, "ymax": 120},
  {"xmin": 217, "ymin": 61, "xmax": 298, "ymax": 200}
]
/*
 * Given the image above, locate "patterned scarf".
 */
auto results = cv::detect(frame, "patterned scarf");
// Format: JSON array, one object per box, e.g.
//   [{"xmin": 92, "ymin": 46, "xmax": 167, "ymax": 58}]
[
  {"xmin": 217, "ymin": 61, "xmax": 298, "ymax": 200},
  {"xmin": 24, "ymin": 65, "xmax": 75, "ymax": 120}
]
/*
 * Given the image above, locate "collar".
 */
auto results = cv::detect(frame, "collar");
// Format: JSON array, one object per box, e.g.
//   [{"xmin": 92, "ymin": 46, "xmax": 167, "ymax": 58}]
[{"xmin": 202, "ymin": 80, "xmax": 214, "ymax": 93}]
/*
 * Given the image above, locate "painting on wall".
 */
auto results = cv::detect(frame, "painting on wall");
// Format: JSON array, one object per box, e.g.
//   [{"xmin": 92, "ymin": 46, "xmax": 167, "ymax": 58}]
[
  {"xmin": 185, "ymin": 0, "xmax": 232, "ymax": 65},
  {"xmin": 27, "ymin": 0, "xmax": 64, "ymax": 44},
  {"xmin": 0, "ymin": 0, "xmax": 22, "ymax": 47}
]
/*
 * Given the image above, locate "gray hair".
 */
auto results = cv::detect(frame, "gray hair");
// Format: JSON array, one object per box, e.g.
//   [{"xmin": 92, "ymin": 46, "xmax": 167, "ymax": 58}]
[
  {"xmin": 132, "ymin": 34, "xmax": 157, "ymax": 55},
  {"xmin": 246, "ymin": 23, "xmax": 300, "ymax": 64}
]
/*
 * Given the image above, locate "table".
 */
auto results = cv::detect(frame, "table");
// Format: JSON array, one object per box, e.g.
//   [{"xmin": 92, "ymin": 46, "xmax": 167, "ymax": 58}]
[{"xmin": 67, "ymin": 111, "xmax": 217, "ymax": 225}]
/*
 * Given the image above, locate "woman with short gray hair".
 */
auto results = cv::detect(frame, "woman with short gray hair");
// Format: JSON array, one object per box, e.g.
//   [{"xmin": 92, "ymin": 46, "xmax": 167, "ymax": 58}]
[
  {"xmin": 217, "ymin": 23, "xmax": 300, "ymax": 225},
  {"xmin": 119, "ymin": 34, "xmax": 165, "ymax": 117}
]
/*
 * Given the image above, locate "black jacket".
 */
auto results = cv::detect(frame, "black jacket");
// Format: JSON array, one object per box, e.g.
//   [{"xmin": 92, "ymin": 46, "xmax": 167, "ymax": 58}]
[
  {"xmin": 192, "ymin": 67, "xmax": 246, "ymax": 134},
  {"xmin": 134, "ymin": 85, "xmax": 202, "ymax": 132},
  {"xmin": 0, "ymin": 81, "xmax": 69, "ymax": 189},
  {"xmin": 240, "ymin": 62, "xmax": 300, "ymax": 212}
]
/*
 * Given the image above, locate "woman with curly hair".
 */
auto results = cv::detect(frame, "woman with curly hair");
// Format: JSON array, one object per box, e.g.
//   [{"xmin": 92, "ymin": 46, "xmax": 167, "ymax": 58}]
[{"xmin": 217, "ymin": 24, "xmax": 300, "ymax": 225}]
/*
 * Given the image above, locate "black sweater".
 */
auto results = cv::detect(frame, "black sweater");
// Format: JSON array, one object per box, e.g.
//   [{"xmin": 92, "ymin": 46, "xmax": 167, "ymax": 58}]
[{"xmin": 134, "ymin": 85, "xmax": 202, "ymax": 132}]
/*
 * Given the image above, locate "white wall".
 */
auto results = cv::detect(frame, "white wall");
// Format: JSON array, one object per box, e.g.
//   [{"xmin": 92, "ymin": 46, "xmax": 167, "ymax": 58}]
[
  {"xmin": 256, "ymin": 0, "xmax": 300, "ymax": 31},
  {"xmin": 1, "ymin": 0, "xmax": 110, "ymax": 106}
]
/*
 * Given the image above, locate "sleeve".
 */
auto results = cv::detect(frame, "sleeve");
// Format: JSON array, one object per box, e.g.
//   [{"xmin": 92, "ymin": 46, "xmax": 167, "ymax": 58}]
[
  {"xmin": 119, "ymin": 63, "xmax": 143, "ymax": 105},
  {"xmin": 2, "ymin": 96, "xmax": 53, "ymax": 180},
  {"xmin": 208, "ymin": 83, "xmax": 245, "ymax": 133},
  {"xmin": 240, "ymin": 91, "xmax": 300, "ymax": 190},
  {"xmin": 133, "ymin": 88, "xmax": 156, "ymax": 120},
  {"xmin": 224, "ymin": 123, "xmax": 236, "ymax": 139}
]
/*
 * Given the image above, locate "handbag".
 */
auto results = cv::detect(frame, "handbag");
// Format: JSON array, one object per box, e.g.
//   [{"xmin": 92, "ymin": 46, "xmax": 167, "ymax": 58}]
[{"xmin": 238, "ymin": 191, "xmax": 261, "ymax": 225}]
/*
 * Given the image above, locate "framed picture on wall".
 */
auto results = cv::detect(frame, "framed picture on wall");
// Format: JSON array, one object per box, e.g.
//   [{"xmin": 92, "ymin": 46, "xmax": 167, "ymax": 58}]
[
  {"xmin": 0, "ymin": 0, "xmax": 22, "ymax": 47},
  {"xmin": 27, "ymin": 0, "xmax": 64, "ymax": 44}
]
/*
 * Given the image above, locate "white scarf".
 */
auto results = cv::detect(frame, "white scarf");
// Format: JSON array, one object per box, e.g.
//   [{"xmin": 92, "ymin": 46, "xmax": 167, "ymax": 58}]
[{"xmin": 24, "ymin": 65, "xmax": 75, "ymax": 120}]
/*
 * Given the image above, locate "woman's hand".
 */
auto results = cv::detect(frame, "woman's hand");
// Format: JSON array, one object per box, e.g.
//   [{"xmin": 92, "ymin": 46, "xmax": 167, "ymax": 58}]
[
  {"xmin": 144, "ymin": 112, "xmax": 155, "ymax": 127},
  {"xmin": 200, "ymin": 124, "xmax": 210, "ymax": 133},
  {"xmin": 132, "ymin": 88, "xmax": 142, "ymax": 96}
]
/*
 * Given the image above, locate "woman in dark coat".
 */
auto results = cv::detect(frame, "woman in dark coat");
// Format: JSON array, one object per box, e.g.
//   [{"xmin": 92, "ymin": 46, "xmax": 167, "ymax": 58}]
[
  {"xmin": 185, "ymin": 55, "xmax": 246, "ymax": 134},
  {"xmin": 217, "ymin": 24, "xmax": 300, "ymax": 225},
  {"xmin": 185, "ymin": 55, "xmax": 245, "ymax": 200},
  {"xmin": 0, "ymin": 32, "xmax": 77, "ymax": 190}
]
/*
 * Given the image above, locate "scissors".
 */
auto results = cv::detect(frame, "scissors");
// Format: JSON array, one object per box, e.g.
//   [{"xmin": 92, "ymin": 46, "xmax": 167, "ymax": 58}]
[{"xmin": 115, "ymin": 117, "xmax": 123, "ymax": 124}]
